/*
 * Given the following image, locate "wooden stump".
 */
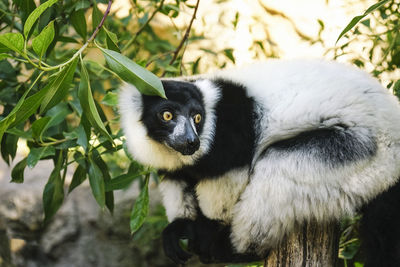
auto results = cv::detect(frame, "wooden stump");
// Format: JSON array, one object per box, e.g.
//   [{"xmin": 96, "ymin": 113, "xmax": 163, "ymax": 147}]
[{"xmin": 265, "ymin": 221, "xmax": 339, "ymax": 267}]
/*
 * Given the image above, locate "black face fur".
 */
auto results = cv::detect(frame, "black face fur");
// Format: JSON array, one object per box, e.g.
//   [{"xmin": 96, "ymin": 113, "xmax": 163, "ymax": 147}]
[{"xmin": 140, "ymin": 80, "xmax": 206, "ymax": 155}]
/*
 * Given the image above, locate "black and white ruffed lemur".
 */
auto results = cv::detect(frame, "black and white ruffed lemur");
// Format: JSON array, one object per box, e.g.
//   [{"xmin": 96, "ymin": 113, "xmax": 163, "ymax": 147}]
[{"xmin": 119, "ymin": 59, "xmax": 400, "ymax": 266}]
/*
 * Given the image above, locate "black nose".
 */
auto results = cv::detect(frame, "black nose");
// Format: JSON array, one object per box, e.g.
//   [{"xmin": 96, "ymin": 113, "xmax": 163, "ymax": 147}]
[{"xmin": 187, "ymin": 137, "xmax": 200, "ymax": 150}]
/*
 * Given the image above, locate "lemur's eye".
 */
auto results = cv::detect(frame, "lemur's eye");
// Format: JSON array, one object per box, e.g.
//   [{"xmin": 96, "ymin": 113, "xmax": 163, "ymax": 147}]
[
  {"xmin": 194, "ymin": 114, "xmax": 202, "ymax": 124},
  {"xmin": 162, "ymin": 111, "xmax": 173, "ymax": 121}
]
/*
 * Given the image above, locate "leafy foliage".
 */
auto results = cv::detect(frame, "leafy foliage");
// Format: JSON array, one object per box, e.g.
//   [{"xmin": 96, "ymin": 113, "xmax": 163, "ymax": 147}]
[
  {"xmin": 333, "ymin": 0, "xmax": 400, "ymax": 90},
  {"xmin": 0, "ymin": 0, "xmax": 209, "ymax": 230}
]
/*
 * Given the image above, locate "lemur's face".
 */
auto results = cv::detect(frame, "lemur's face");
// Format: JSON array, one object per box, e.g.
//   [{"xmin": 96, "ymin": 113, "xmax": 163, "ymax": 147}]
[
  {"xmin": 120, "ymin": 79, "xmax": 217, "ymax": 170},
  {"xmin": 141, "ymin": 80, "xmax": 206, "ymax": 156}
]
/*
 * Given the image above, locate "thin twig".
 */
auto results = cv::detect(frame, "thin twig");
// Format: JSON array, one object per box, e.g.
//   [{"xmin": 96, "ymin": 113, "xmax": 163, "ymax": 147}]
[
  {"xmin": 177, "ymin": 37, "xmax": 189, "ymax": 75},
  {"xmin": 162, "ymin": 0, "xmax": 200, "ymax": 76},
  {"xmin": 122, "ymin": 0, "xmax": 165, "ymax": 51},
  {"xmin": 88, "ymin": 0, "xmax": 113, "ymax": 43}
]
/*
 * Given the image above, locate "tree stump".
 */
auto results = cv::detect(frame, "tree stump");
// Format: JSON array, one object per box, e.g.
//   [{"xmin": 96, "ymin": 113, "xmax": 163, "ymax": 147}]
[{"xmin": 265, "ymin": 221, "xmax": 339, "ymax": 267}]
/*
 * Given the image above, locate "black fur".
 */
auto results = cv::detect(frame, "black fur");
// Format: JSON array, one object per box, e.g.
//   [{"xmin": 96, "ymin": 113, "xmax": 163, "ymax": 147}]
[
  {"xmin": 264, "ymin": 127, "xmax": 377, "ymax": 167},
  {"xmin": 360, "ymin": 180, "xmax": 400, "ymax": 267},
  {"xmin": 162, "ymin": 214, "xmax": 263, "ymax": 264},
  {"xmin": 167, "ymin": 79, "xmax": 257, "ymax": 180}
]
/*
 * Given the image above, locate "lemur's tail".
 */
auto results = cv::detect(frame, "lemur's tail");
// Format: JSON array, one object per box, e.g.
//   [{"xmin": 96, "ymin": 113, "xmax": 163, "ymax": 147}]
[{"xmin": 360, "ymin": 180, "xmax": 400, "ymax": 267}]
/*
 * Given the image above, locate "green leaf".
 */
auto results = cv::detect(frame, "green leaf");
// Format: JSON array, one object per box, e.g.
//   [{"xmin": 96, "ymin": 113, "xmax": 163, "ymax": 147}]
[
  {"xmin": 393, "ymin": 80, "xmax": 400, "ymax": 98},
  {"xmin": 99, "ymin": 47, "xmax": 166, "ymax": 98},
  {"xmin": 1, "ymin": 133, "xmax": 18, "ymax": 165},
  {"xmin": 45, "ymin": 102, "xmax": 72, "ymax": 128},
  {"xmin": 68, "ymin": 164, "xmax": 87, "ymax": 193},
  {"xmin": 14, "ymin": 0, "xmax": 36, "ymax": 24},
  {"xmin": 336, "ymin": 0, "xmax": 389, "ymax": 43},
  {"xmin": 361, "ymin": 18, "xmax": 370, "ymax": 28},
  {"xmin": 91, "ymin": 149, "xmax": 114, "ymax": 213},
  {"xmin": 130, "ymin": 175, "xmax": 150, "ymax": 234},
  {"xmin": 11, "ymin": 158, "xmax": 27, "ymax": 183},
  {"xmin": 0, "ymin": 43, "xmax": 11, "ymax": 53},
  {"xmin": 105, "ymin": 173, "xmax": 142, "ymax": 192},
  {"xmin": 6, "ymin": 128, "xmax": 33, "ymax": 141},
  {"xmin": 43, "ymin": 153, "xmax": 64, "ymax": 223},
  {"xmin": 104, "ymin": 27, "xmax": 120, "ymax": 52},
  {"xmin": 24, "ymin": 0, "xmax": 58, "ymax": 38},
  {"xmin": 92, "ymin": 1, "xmax": 105, "ymax": 40},
  {"xmin": 232, "ymin": 12, "xmax": 239, "ymax": 29},
  {"xmin": 75, "ymin": 0, "xmax": 91, "ymax": 10},
  {"xmin": 88, "ymin": 157, "xmax": 106, "ymax": 208},
  {"xmin": 80, "ymin": 114, "xmax": 91, "ymax": 146},
  {"xmin": 27, "ymin": 146, "xmax": 56, "ymax": 168},
  {"xmin": 76, "ymin": 124, "xmax": 88, "ymax": 150},
  {"xmin": 31, "ymin": 116, "xmax": 51, "ymax": 139},
  {"xmin": 0, "ymin": 77, "xmax": 39, "ymax": 145},
  {"xmin": 73, "ymin": 151, "xmax": 86, "ymax": 167},
  {"xmin": 71, "ymin": 9, "xmax": 87, "ymax": 41},
  {"xmin": 223, "ymin": 48, "xmax": 235, "ymax": 63},
  {"xmin": 92, "ymin": 1, "xmax": 103, "ymax": 30},
  {"xmin": 101, "ymin": 91, "xmax": 118, "ymax": 106},
  {"xmin": 40, "ymin": 57, "xmax": 78, "ymax": 113},
  {"xmin": 32, "ymin": 20, "xmax": 55, "ymax": 59},
  {"xmin": 0, "ymin": 33, "xmax": 24, "ymax": 54},
  {"xmin": 78, "ymin": 60, "xmax": 114, "ymax": 143},
  {"xmin": 10, "ymin": 83, "xmax": 50, "ymax": 129},
  {"xmin": 0, "ymin": 53, "xmax": 13, "ymax": 61},
  {"xmin": 0, "ymin": 115, "xmax": 16, "ymax": 149},
  {"xmin": 58, "ymin": 36, "xmax": 80, "ymax": 44}
]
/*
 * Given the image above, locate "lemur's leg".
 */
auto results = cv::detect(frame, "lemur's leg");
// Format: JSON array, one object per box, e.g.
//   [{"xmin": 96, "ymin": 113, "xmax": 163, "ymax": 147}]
[{"xmin": 360, "ymin": 180, "xmax": 400, "ymax": 267}]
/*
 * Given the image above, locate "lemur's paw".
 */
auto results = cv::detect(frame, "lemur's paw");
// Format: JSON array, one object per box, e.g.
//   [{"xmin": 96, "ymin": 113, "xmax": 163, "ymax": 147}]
[{"xmin": 162, "ymin": 219, "xmax": 194, "ymax": 264}]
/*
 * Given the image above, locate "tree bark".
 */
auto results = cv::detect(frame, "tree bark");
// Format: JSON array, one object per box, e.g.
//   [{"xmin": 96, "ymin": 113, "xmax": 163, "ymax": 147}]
[{"xmin": 265, "ymin": 221, "xmax": 339, "ymax": 267}]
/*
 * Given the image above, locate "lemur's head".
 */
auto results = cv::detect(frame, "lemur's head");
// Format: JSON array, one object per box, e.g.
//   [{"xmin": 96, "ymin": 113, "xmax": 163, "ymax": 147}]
[
  {"xmin": 141, "ymin": 80, "xmax": 205, "ymax": 155},
  {"xmin": 119, "ymin": 79, "xmax": 220, "ymax": 170}
]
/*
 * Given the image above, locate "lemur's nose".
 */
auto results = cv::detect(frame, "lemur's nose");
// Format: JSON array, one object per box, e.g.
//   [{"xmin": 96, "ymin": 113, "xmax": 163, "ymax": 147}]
[{"xmin": 186, "ymin": 136, "xmax": 200, "ymax": 150}]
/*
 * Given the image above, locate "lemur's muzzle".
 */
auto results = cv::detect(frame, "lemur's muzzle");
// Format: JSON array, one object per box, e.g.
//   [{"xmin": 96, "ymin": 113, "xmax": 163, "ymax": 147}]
[{"xmin": 167, "ymin": 120, "xmax": 200, "ymax": 155}]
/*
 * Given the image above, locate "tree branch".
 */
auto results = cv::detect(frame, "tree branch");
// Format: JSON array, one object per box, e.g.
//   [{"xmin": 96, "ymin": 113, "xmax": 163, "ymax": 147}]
[
  {"xmin": 163, "ymin": 0, "xmax": 200, "ymax": 75},
  {"xmin": 88, "ymin": 0, "xmax": 113, "ymax": 43}
]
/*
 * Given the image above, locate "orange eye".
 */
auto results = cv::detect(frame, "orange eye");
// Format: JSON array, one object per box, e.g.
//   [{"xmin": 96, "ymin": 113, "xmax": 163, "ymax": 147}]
[
  {"xmin": 162, "ymin": 111, "xmax": 173, "ymax": 121},
  {"xmin": 194, "ymin": 114, "xmax": 202, "ymax": 124}
]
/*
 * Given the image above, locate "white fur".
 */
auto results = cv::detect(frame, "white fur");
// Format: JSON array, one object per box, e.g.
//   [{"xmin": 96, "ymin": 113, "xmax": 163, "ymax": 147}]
[
  {"xmin": 159, "ymin": 179, "xmax": 197, "ymax": 221},
  {"xmin": 118, "ymin": 80, "xmax": 220, "ymax": 171},
  {"xmin": 195, "ymin": 168, "xmax": 249, "ymax": 223},
  {"xmin": 119, "ymin": 59, "xmax": 400, "ymax": 255},
  {"xmin": 190, "ymin": 118, "xmax": 198, "ymax": 135},
  {"xmin": 169, "ymin": 115, "xmax": 186, "ymax": 140}
]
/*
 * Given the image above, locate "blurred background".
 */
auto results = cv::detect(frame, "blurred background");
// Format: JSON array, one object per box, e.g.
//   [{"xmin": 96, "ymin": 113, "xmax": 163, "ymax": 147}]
[{"xmin": 0, "ymin": 0, "xmax": 399, "ymax": 266}]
